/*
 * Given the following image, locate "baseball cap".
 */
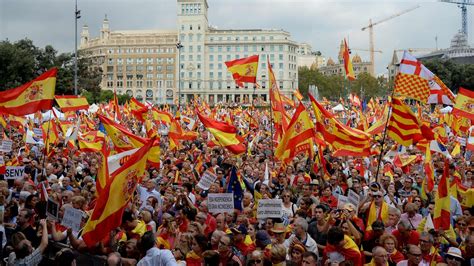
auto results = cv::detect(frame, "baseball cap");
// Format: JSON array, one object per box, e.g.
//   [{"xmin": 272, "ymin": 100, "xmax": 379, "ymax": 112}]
[{"xmin": 255, "ymin": 230, "xmax": 271, "ymax": 246}]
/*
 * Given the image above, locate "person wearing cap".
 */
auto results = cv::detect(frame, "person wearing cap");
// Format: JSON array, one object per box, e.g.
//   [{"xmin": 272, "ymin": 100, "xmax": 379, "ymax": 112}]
[
  {"xmin": 231, "ymin": 224, "xmax": 255, "ymax": 256},
  {"xmin": 445, "ymin": 247, "xmax": 463, "ymax": 266},
  {"xmin": 287, "ymin": 242, "xmax": 306, "ymax": 266},
  {"xmin": 284, "ymin": 217, "xmax": 318, "ymax": 254}
]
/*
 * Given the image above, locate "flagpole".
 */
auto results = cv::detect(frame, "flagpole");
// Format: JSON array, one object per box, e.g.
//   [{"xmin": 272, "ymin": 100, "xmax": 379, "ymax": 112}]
[
  {"xmin": 40, "ymin": 114, "xmax": 52, "ymax": 180},
  {"xmin": 374, "ymin": 89, "xmax": 395, "ymax": 182}
]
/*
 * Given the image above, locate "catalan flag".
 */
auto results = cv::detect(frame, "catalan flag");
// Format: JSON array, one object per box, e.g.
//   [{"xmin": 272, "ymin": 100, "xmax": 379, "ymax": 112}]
[
  {"xmin": 225, "ymin": 55, "xmax": 259, "ymax": 87},
  {"xmin": 55, "ymin": 95, "xmax": 89, "ymax": 112},
  {"xmin": 343, "ymin": 39, "xmax": 355, "ymax": 81},
  {"xmin": 433, "ymin": 159, "xmax": 451, "ymax": 230},
  {"xmin": 452, "ymin": 87, "xmax": 474, "ymax": 121},
  {"xmin": 309, "ymin": 94, "xmax": 371, "ymax": 157},
  {"xmin": 275, "ymin": 102, "xmax": 316, "ymax": 163},
  {"xmin": 197, "ymin": 111, "xmax": 246, "ymax": 155},
  {"xmin": 387, "ymin": 97, "xmax": 434, "ymax": 147},
  {"xmin": 0, "ymin": 68, "xmax": 56, "ymax": 116},
  {"xmin": 82, "ymin": 139, "xmax": 153, "ymax": 247}
]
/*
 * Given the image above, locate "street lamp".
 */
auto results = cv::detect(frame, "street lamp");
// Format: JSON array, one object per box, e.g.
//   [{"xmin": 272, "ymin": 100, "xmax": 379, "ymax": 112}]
[
  {"xmin": 74, "ymin": 0, "xmax": 81, "ymax": 96},
  {"xmin": 176, "ymin": 41, "xmax": 183, "ymax": 108}
]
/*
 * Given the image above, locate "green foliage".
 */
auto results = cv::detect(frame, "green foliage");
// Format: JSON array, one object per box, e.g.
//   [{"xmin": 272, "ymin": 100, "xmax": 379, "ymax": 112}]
[
  {"xmin": 298, "ymin": 67, "xmax": 387, "ymax": 101},
  {"xmin": 422, "ymin": 58, "xmax": 474, "ymax": 92},
  {"xmin": 82, "ymin": 90, "xmax": 131, "ymax": 104},
  {"xmin": 0, "ymin": 38, "xmax": 102, "ymax": 99}
]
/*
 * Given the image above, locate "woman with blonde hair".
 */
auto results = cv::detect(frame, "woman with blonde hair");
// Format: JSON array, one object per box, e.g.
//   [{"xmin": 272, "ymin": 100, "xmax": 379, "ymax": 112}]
[{"xmin": 270, "ymin": 244, "xmax": 287, "ymax": 266}]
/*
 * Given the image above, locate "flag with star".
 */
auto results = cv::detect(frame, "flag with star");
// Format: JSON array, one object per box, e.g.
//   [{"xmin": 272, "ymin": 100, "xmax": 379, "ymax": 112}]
[{"xmin": 227, "ymin": 166, "xmax": 243, "ymax": 211}]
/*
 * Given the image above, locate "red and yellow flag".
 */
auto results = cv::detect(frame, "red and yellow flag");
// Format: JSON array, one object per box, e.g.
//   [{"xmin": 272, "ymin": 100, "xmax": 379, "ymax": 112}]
[
  {"xmin": 310, "ymin": 94, "xmax": 371, "ymax": 156},
  {"xmin": 197, "ymin": 112, "xmax": 246, "ymax": 155},
  {"xmin": 343, "ymin": 39, "xmax": 355, "ymax": 81},
  {"xmin": 268, "ymin": 58, "xmax": 290, "ymax": 141},
  {"xmin": 452, "ymin": 87, "xmax": 474, "ymax": 120},
  {"xmin": 82, "ymin": 139, "xmax": 153, "ymax": 247},
  {"xmin": 150, "ymin": 108, "xmax": 172, "ymax": 125},
  {"xmin": 225, "ymin": 55, "xmax": 259, "ymax": 87},
  {"xmin": 275, "ymin": 102, "xmax": 316, "ymax": 163},
  {"xmin": 41, "ymin": 120, "xmax": 60, "ymax": 154},
  {"xmin": 433, "ymin": 159, "xmax": 451, "ymax": 230},
  {"xmin": 55, "ymin": 95, "xmax": 89, "ymax": 112},
  {"xmin": 0, "ymin": 68, "xmax": 56, "ymax": 116},
  {"xmin": 387, "ymin": 98, "xmax": 434, "ymax": 147}
]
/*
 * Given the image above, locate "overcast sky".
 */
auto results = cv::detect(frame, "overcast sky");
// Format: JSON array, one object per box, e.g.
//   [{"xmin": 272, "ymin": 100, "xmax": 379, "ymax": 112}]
[{"xmin": 0, "ymin": 0, "xmax": 468, "ymax": 75}]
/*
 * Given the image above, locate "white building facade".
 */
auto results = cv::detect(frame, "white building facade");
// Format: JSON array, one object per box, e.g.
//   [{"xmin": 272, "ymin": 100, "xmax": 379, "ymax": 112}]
[{"xmin": 177, "ymin": 0, "xmax": 299, "ymax": 104}]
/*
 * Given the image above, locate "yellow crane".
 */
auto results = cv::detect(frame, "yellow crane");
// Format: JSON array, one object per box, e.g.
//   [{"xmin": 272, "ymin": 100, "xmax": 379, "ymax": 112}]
[{"xmin": 361, "ymin": 5, "xmax": 420, "ymax": 76}]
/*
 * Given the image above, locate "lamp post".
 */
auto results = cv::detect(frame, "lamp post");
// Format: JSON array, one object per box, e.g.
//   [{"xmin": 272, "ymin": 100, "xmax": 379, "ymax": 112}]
[
  {"xmin": 176, "ymin": 41, "xmax": 183, "ymax": 109},
  {"xmin": 74, "ymin": 0, "xmax": 81, "ymax": 96}
]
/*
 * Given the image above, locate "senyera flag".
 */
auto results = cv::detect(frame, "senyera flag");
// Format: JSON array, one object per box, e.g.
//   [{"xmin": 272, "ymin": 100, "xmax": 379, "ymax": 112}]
[
  {"xmin": 0, "ymin": 68, "xmax": 57, "ymax": 116},
  {"xmin": 225, "ymin": 55, "xmax": 259, "ymax": 88},
  {"xmin": 55, "ymin": 95, "xmax": 89, "ymax": 112}
]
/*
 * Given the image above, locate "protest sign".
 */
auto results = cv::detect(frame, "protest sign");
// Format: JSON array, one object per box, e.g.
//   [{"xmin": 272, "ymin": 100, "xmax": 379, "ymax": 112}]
[
  {"xmin": 337, "ymin": 194, "xmax": 349, "ymax": 210},
  {"xmin": 347, "ymin": 190, "xmax": 361, "ymax": 209},
  {"xmin": 47, "ymin": 199, "xmax": 59, "ymax": 220},
  {"xmin": 0, "ymin": 156, "xmax": 4, "ymax": 165},
  {"xmin": 0, "ymin": 140, "xmax": 12, "ymax": 152},
  {"xmin": 61, "ymin": 207, "xmax": 83, "ymax": 233},
  {"xmin": 4, "ymin": 166, "xmax": 25, "ymax": 180},
  {"xmin": 197, "ymin": 170, "xmax": 217, "ymax": 190},
  {"xmin": 207, "ymin": 193, "xmax": 234, "ymax": 214},
  {"xmin": 33, "ymin": 128, "xmax": 43, "ymax": 138},
  {"xmin": 257, "ymin": 199, "xmax": 282, "ymax": 219}
]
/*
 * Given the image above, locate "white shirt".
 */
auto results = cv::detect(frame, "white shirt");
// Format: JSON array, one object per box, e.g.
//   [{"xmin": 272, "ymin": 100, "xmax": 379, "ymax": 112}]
[
  {"xmin": 137, "ymin": 247, "xmax": 177, "ymax": 266},
  {"xmin": 284, "ymin": 233, "xmax": 318, "ymax": 254},
  {"xmin": 138, "ymin": 186, "xmax": 162, "ymax": 210}
]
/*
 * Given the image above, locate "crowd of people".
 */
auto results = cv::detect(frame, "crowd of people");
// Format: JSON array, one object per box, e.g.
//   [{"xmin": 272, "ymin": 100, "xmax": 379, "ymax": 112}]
[{"xmin": 0, "ymin": 99, "xmax": 472, "ymax": 266}]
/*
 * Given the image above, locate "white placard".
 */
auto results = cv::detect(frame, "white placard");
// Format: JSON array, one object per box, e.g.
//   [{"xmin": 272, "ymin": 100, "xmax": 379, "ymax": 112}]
[
  {"xmin": 4, "ymin": 166, "xmax": 25, "ymax": 180},
  {"xmin": 0, "ymin": 156, "xmax": 4, "ymax": 165},
  {"xmin": 457, "ymin": 136, "xmax": 466, "ymax": 146},
  {"xmin": 207, "ymin": 193, "xmax": 234, "ymax": 214},
  {"xmin": 337, "ymin": 195, "xmax": 349, "ymax": 210},
  {"xmin": 197, "ymin": 170, "xmax": 217, "ymax": 190},
  {"xmin": 257, "ymin": 199, "xmax": 283, "ymax": 219},
  {"xmin": 0, "ymin": 140, "xmax": 13, "ymax": 152},
  {"xmin": 347, "ymin": 190, "xmax": 361, "ymax": 209},
  {"xmin": 46, "ymin": 199, "xmax": 59, "ymax": 220},
  {"xmin": 33, "ymin": 128, "xmax": 43, "ymax": 138},
  {"xmin": 61, "ymin": 207, "xmax": 83, "ymax": 233}
]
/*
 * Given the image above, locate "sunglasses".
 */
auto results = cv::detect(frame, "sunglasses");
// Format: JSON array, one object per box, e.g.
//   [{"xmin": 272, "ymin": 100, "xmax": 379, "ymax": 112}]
[
  {"xmin": 249, "ymin": 259, "xmax": 262, "ymax": 264},
  {"xmin": 446, "ymin": 256, "xmax": 463, "ymax": 262},
  {"xmin": 372, "ymin": 195, "xmax": 382, "ymax": 198},
  {"xmin": 458, "ymin": 223, "xmax": 467, "ymax": 226}
]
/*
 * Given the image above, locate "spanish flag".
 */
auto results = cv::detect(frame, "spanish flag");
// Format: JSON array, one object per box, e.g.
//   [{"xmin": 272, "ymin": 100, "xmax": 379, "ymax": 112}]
[
  {"xmin": 433, "ymin": 159, "xmax": 451, "ymax": 230},
  {"xmin": 452, "ymin": 87, "xmax": 474, "ymax": 120},
  {"xmin": 0, "ymin": 68, "xmax": 57, "ymax": 116},
  {"xmin": 323, "ymin": 235, "xmax": 362, "ymax": 266},
  {"xmin": 41, "ymin": 120, "xmax": 60, "ymax": 154},
  {"xmin": 343, "ymin": 39, "xmax": 355, "ymax": 81},
  {"xmin": 293, "ymin": 89, "xmax": 303, "ymax": 101},
  {"xmin": 150, "ymin": 108, "xmax": 172, "ymax": 125},
  {"xmin": 275, "ymin": 102, "xmax": 316, "ymax": 163},
  {"xmin": 268, "ymin": 58, "xmax": 290, "ymax": 141},
  {"xmin": 55, "ymin": 95, "xmax": 89, "ymax": 112},
  {"xmin": 225, "ymin": 55, "xmax": 259, "ymax": 87},
  {"xmin": 197, "ymin": 112, "xmax": 246, "ymax": 155},
  {"xmin": 82, "ymin": 139, "xmax": 153, "ymax": 247},
  {"xmin": 99, "ymin": 114, "xmax": 148, "ymax": 152}
]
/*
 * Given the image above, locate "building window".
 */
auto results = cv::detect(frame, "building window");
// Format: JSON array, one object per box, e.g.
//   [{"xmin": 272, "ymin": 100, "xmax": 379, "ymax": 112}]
[
  {"xmin": 157, "ymin": 65, "xmax": 163, "ymax": 71},
  {"xmin": 218, "ymin": 55, "xmax": 222, "ymax": 61},
  {"xmin": 209, "ymin": 46, "xmax": 214, "ymax": 52},
  {"xmin": 137, "ymin": 58, "xmax": 144, "ymax": 64},
  {"xmin": 108, "ymin": 58, "xmax": 114, "ymax": 65},
  {"xmin": 166, "ymin": 65, "xmax": 173, "ymax": 71},
  {"xmin": 279, "ymin": 45, "xmax": 283, "ymax": 52},
  {"xmin": 197, "ymin": 45, "xmax": 201, "ymax": 52},
  {"xmin": 189, "ymin": 72, "xmax": 193, "ymax": 78},
  {"xmin": 189, "ymin": 46, "xmax": 193, "ymax": 52},
  {"xmin": 218, "ymin": 63, "xmax": 222, "ymax": 69},
  {"xmin": 117, "ymin": 81, "xmax": 123, "ymax": 88},
  {"xmin": 210, "ymin": 72, "xmax": 214, "ymax": 79},
  {"xmin": 146, "ymin": 58, "xmax": 154, "ymax": 64},
  {"xmin": 117, "ymin": 58, "xmax": 123, "ymax": 65},
  {"xmin": 107, "ymin": 81, "xmax": 114, "ymax": 88},
  {"xmin": 147, "ymin": 66, "xmax": 154, "ymax": 72},
  {"xmin": 146, "ymin": 73, "xmax": 153, "ymax": 79},
  {"xmin": 166, "ymin": 80, "xmax": 173, "ymax": 88},
  {"xmin": 209, "ymin": 63, "xmax": 214, "ymax": 69},
  {"xmin": 188, "ymin": 34, "xmax": 193, "ymax": 42},
  {"xmin": 126, "ymin": 80, "xmax": 132, "ymax": 88},
  {"xmin": 166, "ymin": 74, "xmax": 174, "ymax": 79},
  {"xmin": 147, "ymin": 81, "xmax": 153, "ymax": 88},
  {"xmin": 197, "ymin": 63, "xmax": 201, "ymax": 69},
  {"xmin": 197, "ymin": 34, "xmax": 202, "ymax": 41},
  {"xmin": 197, "ymin": 55, "xmax": 201, "ymax": 61},
  {"xmin": 218, "ymin": 72, "xmax": 222, "ymax": 78},
  {"xmin": 218, "ymin": 46, "xmax": 222, "ymax": 52},
  {"xmin": 107, "ymin": 66, "xmax": 114, "ymax": 72},
  {"xmin": 279, "ymin": 63, "xmax": 284, "ymax": 69},
  {"xmin": 226, "ymin": 46, "xmax": 231, "ymax": 52},
  {"xmin": 209, "ymin": 55, "xmax": 214, "ymax": 61},
  {"xmin": 197, "ymin": 72, "xmax": 201, "ymax": 79},
  {"xmin": 226, "ymin": 55, "xmax": 231, "ymax": 60},
  {"xmin": 279, "ymin": 54, "xmax": 284, "ymax": 60},
  {"xmin": 137, "ymin": 80, "xmax": 143, "ymax": 88},
  {"xmin": 236, "ymin": 46, "xmax": 240, "ymax": 52},
  {"xmin": 136, "ymin": 65, "xmax": 144, "ymax": 72}
]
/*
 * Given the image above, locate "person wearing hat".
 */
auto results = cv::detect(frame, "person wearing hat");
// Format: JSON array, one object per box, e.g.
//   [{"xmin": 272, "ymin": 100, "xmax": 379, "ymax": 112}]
[
  {"xmin": 271, "ymin": 222, "xmax": 288, "ymax": 245},
  {"xmin": 231, "ymin": 224, "xmax": 255, "ymax": 256},
  {"xmin": 445, "ymin": 247, "xmax": 463, "ymax": 266},
  {"xmin": 287, "ymin": 242, "xmax": 307, "ymax": 266}
]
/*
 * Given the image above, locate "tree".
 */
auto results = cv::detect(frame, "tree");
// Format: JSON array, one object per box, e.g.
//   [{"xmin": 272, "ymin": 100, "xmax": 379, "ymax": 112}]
[
  {"xmin": 422, "ymin": 58, "xmax": 474, "ymax": 93},
  {"xmin": 0, "ymin": 38, "xmax": 103, "ymax": 100}
]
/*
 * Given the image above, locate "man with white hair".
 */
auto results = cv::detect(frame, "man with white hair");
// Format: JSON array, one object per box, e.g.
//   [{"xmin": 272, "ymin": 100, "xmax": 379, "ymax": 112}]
[{"xmin": 284, "ymin": 217, "xmax": 318, "ymax": 254}]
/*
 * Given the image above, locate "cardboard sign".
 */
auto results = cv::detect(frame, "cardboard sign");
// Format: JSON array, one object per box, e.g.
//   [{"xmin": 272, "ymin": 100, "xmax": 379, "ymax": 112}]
[
  {"xmin": 61, "ymin": 207, "xmax": 83, "ymax": 233},
  {"xmin": 4, "ymin": 166, "xmax": 25, "ymax": 180},
  {"xmin": 337, "ymin": 195, "xmax": 349, "ymax": 210},
  {"xmin": 257, "ymin": 199, "xmax": 282, "ymax": 219},
  {"xmin": 347, "ymin": 190, "xmax": 361, "ymax": 209},
  {"xmin": 207, "ymin": 193, "xmax": 234, "ymax": 214},
  {"xmin": 197, "ymin": 170, "xmax": 217, "ymax": 190},
  {"xmin": 46, "ymin": 199, "xmax": 59, "ymax": 220},
  {"xmin": 33, "ymin": 128, "xmax": 43, "ymax": 138},
  {"xmin": 0, "ymin": 140, "xmax": 12, "ymax": 152}
]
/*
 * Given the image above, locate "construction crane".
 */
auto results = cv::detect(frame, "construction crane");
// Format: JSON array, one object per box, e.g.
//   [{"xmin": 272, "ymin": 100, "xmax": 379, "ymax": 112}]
[
  {"xmin": 351, "ymin": 48, "xmax": 383, "ymax": 53},
  {"xmin": 361, "ymin": 5, "xmax": 420, "ymax": 76},
  {"xmin": 440, "ymin": 0, "xmax": 474, "ymax": 38}
]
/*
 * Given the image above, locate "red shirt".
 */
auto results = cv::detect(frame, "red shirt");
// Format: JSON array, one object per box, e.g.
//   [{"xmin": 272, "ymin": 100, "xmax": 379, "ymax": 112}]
[
  {"xmin": 320, "ymin": 195, "xmax": 338, "ymax": 209},
  {"xmin": 204, "ymin": 213, "xmax": 217, "ymax": 236},
  {"xmin": 391, "ymin": 230, "xmax": 420, "ymax": 251}
]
